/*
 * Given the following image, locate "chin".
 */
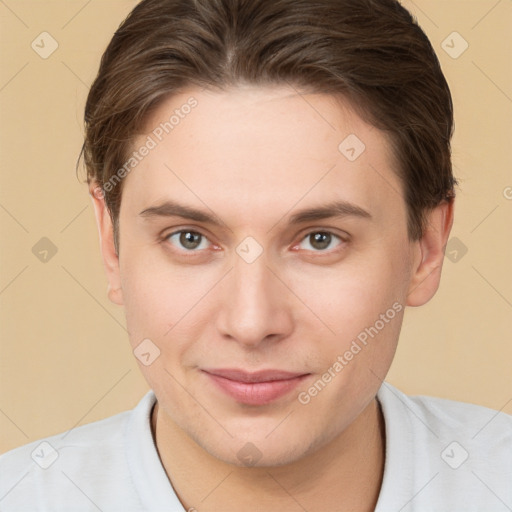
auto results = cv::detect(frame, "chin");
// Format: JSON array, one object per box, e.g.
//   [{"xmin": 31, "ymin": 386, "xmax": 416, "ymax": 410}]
[{"xmin": 190, "ymin": 428, "xmax": 325, "ymax": 469}]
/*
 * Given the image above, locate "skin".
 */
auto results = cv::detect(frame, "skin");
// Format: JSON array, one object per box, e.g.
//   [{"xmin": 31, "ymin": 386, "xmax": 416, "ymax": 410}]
[{"xmin": 90, "ymin": 85, "xmax": 453, "ymax": 512}]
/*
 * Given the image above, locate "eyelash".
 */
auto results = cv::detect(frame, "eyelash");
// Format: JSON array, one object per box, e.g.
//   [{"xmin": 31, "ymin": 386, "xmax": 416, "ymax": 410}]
[{"xmin": 163, "ymin": 228, "xmax": 347, "ymax": 255}]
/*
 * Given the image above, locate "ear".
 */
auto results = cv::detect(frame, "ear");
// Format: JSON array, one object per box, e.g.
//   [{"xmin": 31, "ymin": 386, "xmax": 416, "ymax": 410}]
[
  {"xmin": 406, "ymin": 199, "xmax": 454, "ymax": 307},
  {"xmin": 89, "ymin": 184, "xmax": 124, "ymax": 306}
]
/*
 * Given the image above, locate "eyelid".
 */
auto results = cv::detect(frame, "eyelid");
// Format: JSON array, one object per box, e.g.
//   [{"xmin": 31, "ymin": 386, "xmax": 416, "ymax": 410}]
[
  {"xmin": 162, "ymin": 225, "xmax": 210, "ymax": 240},
  {"xmin": 289, "ymin": 228, "xmax": 350, "ymax": 256},
  {"xmin": 163, "ymin": 227, "xmax": 216, "ymax": 252},
  {"xmin": 161, "ymin": 226, "xmax": 349, "ymax": 254},
  {"xmin": 298, "ymin": 227, "xmax": 349, "ymax": 242}
]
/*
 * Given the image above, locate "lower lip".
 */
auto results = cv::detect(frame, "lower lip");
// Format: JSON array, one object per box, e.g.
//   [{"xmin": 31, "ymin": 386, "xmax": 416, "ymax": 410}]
[{"xmin": 204, "ymin": 372, "xmax": 310, "ymax": 406}]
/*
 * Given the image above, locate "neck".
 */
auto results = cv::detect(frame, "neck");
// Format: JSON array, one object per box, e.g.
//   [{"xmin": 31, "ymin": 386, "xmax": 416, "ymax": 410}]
[{"xmin": 151, "ymin": 398, "xmax": 385, "ymax": 512}]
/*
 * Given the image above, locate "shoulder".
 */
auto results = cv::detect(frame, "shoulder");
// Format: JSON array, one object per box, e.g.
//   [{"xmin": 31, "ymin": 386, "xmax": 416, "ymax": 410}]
[
  {"xmin": 376, "ymin": 382, "xmax": 512, "ymax": 512},
  {"xmin": 0, "ymin": 391, "xmax": 156, "ymax": 511},
  {"xmin": 0, "ymin": 406, "xmax": 128, "ymax": 469},
  {"xmin": 379, "ymin": 382, "xmax": 512, "ymax": 443}
]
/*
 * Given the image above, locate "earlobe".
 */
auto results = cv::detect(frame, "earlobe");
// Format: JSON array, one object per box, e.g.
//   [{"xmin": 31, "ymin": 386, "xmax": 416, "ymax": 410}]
[
  {"xmin": 89, "ymin": 184, "xmax": 124, "ymax": 306},
  {"xmin": 406, "ymin": 199, "xmax": 454, "ymax": 307}
]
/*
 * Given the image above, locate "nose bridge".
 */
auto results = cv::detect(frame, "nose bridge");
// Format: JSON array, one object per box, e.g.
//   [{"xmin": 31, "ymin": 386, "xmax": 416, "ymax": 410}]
[{"xmin": 216, "ymin": 250, "xmax": 292, "ymax": 345}]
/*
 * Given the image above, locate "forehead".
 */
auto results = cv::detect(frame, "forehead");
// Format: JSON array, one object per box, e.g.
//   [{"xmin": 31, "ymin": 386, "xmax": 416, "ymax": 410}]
[{"xmin": 122, "ymin": 85, "xmax": 404, "ymax": 229}]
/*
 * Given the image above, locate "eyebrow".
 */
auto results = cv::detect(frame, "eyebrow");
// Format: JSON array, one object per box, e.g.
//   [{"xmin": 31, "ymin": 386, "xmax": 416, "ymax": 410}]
[{"xmin": 139, "ymin": 199, "xmax": 372, "ymax": 227}]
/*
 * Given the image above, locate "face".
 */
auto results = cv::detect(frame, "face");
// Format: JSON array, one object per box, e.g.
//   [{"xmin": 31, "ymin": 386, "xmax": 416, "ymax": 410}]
[{"xmin": 107, "ymin": 86, "xmax": 420, "ymax": 466}]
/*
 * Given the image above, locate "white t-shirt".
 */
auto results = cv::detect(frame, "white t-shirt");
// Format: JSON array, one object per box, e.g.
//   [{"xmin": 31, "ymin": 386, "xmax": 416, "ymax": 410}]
[{"xmin": 1, "ymin": 382, "xmax": 511, "ymax": 511}]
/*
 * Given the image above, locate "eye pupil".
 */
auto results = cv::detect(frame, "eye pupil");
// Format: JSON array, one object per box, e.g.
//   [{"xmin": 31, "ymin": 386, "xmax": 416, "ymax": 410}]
[
  {"xmin": 180, "ymin": 231, "xmax": 201, "ymax": 249},
  {"xmin": 310, "ymin": 232, "xmax": 331, "ymax": 250}
]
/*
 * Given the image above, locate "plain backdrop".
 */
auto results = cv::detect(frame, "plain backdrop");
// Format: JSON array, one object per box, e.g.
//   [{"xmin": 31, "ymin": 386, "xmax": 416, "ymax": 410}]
[{"xmin": 1, "ymin": 0, "xmax": 511, "ymax": 453}]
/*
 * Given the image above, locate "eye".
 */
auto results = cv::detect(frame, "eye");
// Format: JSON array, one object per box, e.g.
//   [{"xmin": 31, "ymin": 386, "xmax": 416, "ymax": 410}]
[
  {"xmin": 165, "ymin": 230, "xmax": 212, "ymax": 251},
  {"xmin": 297, "ymin": 231, "xmax": 344, "ymax": 252}
]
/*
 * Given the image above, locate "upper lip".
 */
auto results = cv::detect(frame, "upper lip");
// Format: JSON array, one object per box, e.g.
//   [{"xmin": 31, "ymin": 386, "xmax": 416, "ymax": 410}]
[{"xmin": 202, "ymin": 368, "xmax": 309, "ymax": 383}]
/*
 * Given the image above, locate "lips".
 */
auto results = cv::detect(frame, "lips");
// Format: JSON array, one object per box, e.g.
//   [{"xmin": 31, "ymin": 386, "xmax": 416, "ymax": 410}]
[
  {"xmin": 202, "ymin": 368, "xmax": 311, "ymax": 405},
  {"xmin": 203, "ymin": 368, "xmax": 308, "ymax": 382}
]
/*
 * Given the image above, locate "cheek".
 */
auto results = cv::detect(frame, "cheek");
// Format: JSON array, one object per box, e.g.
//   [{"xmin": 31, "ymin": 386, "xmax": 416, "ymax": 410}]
[
  {"xmin": 119, "ymin": 246, "xmax": 222, "ymax": 361},
  {"xmin": 119, "ymin": 253, "xmax": 183, "ymax": 345},
  {"xmin": 294, "ymin": 274, "xmax": 404, "ymax": 422},
  {"xmin": 286, "ymin": 244, "xmax": 409, "ymax": 340},
  {"xmin": 284, "ymin": 243, "xmax": 408, "ymax": 398}
]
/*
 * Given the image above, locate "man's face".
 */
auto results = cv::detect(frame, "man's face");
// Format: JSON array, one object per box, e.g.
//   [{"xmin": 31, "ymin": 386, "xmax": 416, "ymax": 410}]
[{"xmin": 115, "ymin": 86, "xmax": 416, "ymax": 466}]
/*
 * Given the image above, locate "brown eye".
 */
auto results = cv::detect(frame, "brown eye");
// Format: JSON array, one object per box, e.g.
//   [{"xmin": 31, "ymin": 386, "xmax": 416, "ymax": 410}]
[
  {"xmin": 180, "ymin": 231, "xmax": 201, "ymax": 249},
  {"xmin": 310, "ymin": 232, "xmax": 331, "ymax": 250},
  {"xmin": 299, "ymin": 231, "xmax": 343, "ymax": 252},
  {"xmin": 166, "ymin": 230, "xmax": 210, "ymax": 251}
]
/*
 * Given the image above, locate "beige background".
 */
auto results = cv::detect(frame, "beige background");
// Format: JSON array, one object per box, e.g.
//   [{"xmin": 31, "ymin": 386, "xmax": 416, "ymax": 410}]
[{"xmin": 0, "ymin": 0, "xmax": 511, "ymax": 454}]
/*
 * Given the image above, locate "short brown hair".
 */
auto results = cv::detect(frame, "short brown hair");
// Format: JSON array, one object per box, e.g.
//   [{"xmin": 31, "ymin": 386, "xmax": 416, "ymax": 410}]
[{"xmin": 82, "ymin": 0, "xmax": 456, "ymax": 249}]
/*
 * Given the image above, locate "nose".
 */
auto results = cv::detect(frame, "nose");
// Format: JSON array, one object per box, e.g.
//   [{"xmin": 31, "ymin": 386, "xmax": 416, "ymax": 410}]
[{"xmin": 215, "ymin": 252, "xmax": 294, "ymax": 348}]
